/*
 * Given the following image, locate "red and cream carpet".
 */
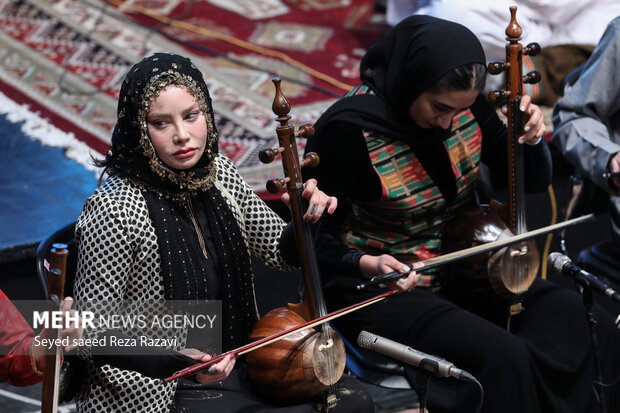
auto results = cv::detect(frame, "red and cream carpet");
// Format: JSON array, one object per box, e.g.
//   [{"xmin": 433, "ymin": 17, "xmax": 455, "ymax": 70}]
[{"xmin": 0, "ymin": 0, "xmax": 388, "ymax": 195}]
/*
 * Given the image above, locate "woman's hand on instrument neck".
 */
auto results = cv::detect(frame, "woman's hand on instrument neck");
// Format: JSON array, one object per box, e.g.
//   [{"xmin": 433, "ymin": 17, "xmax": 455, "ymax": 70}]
[
  {"xmin": 280, "ymin": 178, "xmax": 338, "ymax": 223},
  {"xmin": 359, "ymin": 254, "xmax": 422, "ymax": 291},
  {"xmin": 501, "ymin": 94, "xmax": 546, "ymax": 144},
  {"xmin": 180, "ymin": 349, "xmax": 236, "ymax": 384}
]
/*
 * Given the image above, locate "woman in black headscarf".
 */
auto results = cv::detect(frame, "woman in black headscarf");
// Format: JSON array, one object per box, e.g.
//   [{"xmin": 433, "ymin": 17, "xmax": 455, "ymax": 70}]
[
  {"xmin": 72, "ymin": 52, "xmax": 372, "ymax": 413},
  {"xmin": 304, "ymin": 15, "xmax": 620, "ymax": 413}
]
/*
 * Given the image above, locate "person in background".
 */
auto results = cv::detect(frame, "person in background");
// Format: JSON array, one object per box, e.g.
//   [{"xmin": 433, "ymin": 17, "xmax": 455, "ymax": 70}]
[
  {"xmin": 553, "ymin": 16, "xmax": 620, "ymax": 254},
  {"xmin": 0, "ymin": 292, "xmax": 81, "ymax": 386},
  {"xmin": 385, "ymin": 0, "xmax": 619, "ymax": 62}
]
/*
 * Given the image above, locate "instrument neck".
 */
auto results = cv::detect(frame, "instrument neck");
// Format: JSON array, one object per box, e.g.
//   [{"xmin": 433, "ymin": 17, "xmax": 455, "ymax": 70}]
[
  {"xmin": 289, "ymin": 185, "xmax": 329, "ymax": 322},
  {"xmin": 41, "ymin": 246, "xmax": 67, "ymax": 413},
  {"xmin": 507, "ymin": 97, "xmax": 527, "ymax": 235}
]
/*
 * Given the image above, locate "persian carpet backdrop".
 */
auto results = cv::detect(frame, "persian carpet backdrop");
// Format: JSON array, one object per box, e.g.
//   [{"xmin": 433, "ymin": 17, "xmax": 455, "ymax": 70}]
[{"xmin": 0, "ymin": 0, "xmax": 387, "ymax": 197}]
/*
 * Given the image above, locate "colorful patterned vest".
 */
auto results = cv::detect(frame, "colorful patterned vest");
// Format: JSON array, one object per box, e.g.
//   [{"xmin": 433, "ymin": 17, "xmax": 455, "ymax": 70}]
[{"xmin": 341, "ymin": 86, "xmax": 483, "ymax": 287}]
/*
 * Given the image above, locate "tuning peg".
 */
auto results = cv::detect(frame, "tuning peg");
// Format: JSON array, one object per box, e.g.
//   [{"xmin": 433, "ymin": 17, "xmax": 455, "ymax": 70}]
[
  {"xmin": 523, "ymin": 42, "xmax": 541, "ymax": 56},
  {"xmin": 266, "ymin": 177, "xmax": 290, "ymax": 194},
  {"xmin": 488, "ymin": 61, "xmax": 509, "ymax": 75},
  {"xmin": 259, "ymin": 147, "xmax": 284, "ymax": 164},
  {"xmin": 523, "ymin": 70, "xmax": 540, "ymax": 84},
  {"xmin": 300, "ymin": 152, "xmax": 320, "ymax": 168},
  {"xmin": 488, "ymin": 89, "xmax": 510, "ymax": 103},
  {"xmin": 295, "ymin": 123, "xmax": 315, "ymax": 139}
]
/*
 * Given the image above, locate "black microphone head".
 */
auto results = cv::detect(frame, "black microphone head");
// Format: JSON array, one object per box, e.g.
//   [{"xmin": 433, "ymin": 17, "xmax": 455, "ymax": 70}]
[
  {"xmin": 548, "ymin": 252, "xmax": 571, "ymax": 273},
  {"xmin": 357, "ymin": 330, "xmax": 376, "ymax": 350}
]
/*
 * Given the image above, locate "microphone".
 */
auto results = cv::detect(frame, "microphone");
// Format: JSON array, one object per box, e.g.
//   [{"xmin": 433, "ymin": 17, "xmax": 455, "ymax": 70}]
[
  {"xmin": 357, "ymin": 330, "xmax": 476, "ymax": 382},
  {"xmin": 548, "ymin": 252, "xmax": 620, "ymax": 303}
]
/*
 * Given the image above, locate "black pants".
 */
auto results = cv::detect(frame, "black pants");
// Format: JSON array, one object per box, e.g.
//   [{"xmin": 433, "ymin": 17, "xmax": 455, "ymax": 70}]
[
  {"xmin": 328, "ymin": 278, "xmax": 620, "ymax": 413},
  {"xmin": 171, "ymin": 363, "xmax": 374, "ymax": 413}
]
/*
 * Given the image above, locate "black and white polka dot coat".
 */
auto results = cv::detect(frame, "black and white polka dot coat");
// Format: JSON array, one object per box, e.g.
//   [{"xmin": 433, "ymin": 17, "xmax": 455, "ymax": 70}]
[{"xmin": 73, "ymin": 154, "xmax": 292, "ymax": 412}]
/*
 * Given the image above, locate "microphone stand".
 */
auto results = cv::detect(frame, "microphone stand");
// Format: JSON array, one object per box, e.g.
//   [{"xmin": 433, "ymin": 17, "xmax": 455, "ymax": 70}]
[
  {"xmin": 575, "ymin": 279, "xmax": 607, "ymax": 413},
  {"xmin": 404, "ymin": 364, "xmax": 431, "ymax": 413},
  {"xmin": 403, "ymin": 360, "xmax": 484, "ymax": 413}
]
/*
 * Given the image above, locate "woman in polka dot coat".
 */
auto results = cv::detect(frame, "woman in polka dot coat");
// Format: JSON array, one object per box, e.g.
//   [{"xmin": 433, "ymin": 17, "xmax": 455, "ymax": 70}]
[{"xmin": 72, "ymin": 53, "xmax": 373, "ymax": 413}]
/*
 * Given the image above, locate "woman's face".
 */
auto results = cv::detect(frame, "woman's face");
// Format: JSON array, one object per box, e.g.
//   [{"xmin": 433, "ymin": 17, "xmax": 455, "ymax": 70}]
[
  {"xmin": 408, "ymin": 89, "xmax": 479, "ymax": 130},
  {"xmin": 147, "ymin": 85, "xmax": 208, "ymax": 170}
]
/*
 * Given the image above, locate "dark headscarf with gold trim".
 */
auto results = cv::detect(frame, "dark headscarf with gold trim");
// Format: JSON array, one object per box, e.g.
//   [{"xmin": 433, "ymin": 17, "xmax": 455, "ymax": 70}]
[
  {"xmin": 102, "ymin": 53, "xmax": 255, "ymax": 350},
  {"xmin": 104, "ymin": 52, "xmax": 219, "ymax": 195}
]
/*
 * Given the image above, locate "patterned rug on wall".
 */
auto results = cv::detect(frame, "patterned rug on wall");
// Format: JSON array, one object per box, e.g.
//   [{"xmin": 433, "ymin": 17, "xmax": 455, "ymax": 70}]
[{"xmin": 0, "ymin": 0, "xmax": 388, "ymax": 198}]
